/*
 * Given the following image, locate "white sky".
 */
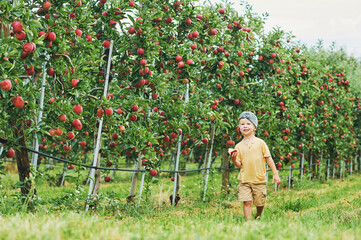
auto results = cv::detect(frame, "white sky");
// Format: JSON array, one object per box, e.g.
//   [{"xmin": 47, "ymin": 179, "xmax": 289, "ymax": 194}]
[{"xmin": 208, "ymin": 0, "xmax": 361, "ymax": 58}]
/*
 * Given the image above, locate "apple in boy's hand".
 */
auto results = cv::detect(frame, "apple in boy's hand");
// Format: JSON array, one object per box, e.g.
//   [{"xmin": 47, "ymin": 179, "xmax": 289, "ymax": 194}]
[{"xmin": 228, "ymin": 148, "xmax": 237, "ymax": 155}]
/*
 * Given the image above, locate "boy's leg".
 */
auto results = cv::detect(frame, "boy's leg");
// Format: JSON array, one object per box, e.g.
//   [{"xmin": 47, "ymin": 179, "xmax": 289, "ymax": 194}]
[
  {"xmin": 243, "ymin": 201, "xmax": 253, "ymax": 220},
  {"xmin": 238, "ymin": 182, "xmax": 253, "ymax": 220},
  {"xmin": 252, "ymin": 183, "xmax": 267, "ymax": 219},
  {"xmin": 255, "ymin": 206, "xmax": 264, "ymax": 219}
]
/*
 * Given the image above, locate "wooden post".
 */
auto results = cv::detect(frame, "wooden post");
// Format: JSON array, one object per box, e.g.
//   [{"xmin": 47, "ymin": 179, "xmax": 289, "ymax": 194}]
[
  {"xmin": 221, "ymin": 148, "xmax": 230, "ymax": 194},
  {"xmin": 326, "ymin": 159, "xmax": 330, "ymax": 181}
]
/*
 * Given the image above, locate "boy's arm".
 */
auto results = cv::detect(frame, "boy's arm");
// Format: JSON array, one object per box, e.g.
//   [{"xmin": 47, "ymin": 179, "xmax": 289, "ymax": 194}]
[{"xmin": 265, "ymin": 156, "xmax": 281, "ymax": 185}]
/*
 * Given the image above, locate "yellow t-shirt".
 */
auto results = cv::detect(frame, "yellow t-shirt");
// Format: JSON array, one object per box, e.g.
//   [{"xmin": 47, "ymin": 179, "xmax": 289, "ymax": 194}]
[{"xmin": 235, "ymin": 137, "xmax": 271, "ymax": 184}]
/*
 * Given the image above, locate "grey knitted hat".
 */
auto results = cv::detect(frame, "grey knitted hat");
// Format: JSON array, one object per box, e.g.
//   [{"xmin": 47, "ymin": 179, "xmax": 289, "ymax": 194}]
[{"xmin": 238, "ymin": 111, "xmax": 258, "ymax": 128}]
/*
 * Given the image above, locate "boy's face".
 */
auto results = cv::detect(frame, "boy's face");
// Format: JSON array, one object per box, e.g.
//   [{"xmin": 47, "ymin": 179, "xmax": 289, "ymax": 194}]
[{"xmin": 239, "ymin": 118, "xmax": 256, "ymax": 136}]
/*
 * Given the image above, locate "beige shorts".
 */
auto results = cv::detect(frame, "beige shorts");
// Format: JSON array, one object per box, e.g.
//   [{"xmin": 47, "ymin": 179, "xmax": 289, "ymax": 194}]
[{"xmin": 237, "ymin": 182, "xmax": 267, "ymax": 206}]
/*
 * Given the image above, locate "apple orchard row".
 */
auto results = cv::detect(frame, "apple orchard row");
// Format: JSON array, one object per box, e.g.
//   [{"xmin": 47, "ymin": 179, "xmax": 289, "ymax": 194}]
[{"xmin": 0, "ymin": 0, "xmax": 360, "ymax": 184}]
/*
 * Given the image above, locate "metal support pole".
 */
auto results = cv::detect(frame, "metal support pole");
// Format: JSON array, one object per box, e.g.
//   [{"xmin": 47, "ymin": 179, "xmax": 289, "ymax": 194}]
[
  {"xmin": 171, "ymin": 83, "xmax": 190, "ymax": 205},
  {"xmin": 31, "ymin": 62, "xmax": 47, "ymax": 170},
  {"xmin": 138, "ymin": 166, "xmax": 146, "ymax": 204},
  {"xmin": 300, "ymin": 151, "xmax": 304, "ymax": 183},
  {"xmin": 86, "ymin": 40, "xmax": 113, "ymax": 210},
  {"xmin": 60, "ymin": 163, "xmax": 68, "ymax": 186},
  {"xmin": 203, "ymin": 123, "xmax": 215, "ymax": 202}
]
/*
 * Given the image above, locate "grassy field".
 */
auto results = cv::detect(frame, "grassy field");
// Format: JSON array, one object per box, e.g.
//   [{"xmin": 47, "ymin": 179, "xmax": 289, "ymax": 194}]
[{"xmin": 0, "ymin": 165, "xmax": 361, "ymax": 240}]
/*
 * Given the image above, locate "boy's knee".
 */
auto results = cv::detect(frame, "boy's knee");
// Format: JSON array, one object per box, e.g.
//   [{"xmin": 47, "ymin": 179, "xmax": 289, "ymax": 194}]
[{"xmin": 243, "ymin": 201, "xmax": 252, "ymax": 207}]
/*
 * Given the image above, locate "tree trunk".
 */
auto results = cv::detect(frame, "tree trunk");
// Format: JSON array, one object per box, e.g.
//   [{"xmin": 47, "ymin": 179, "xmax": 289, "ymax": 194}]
[
  {"xmin": 221, "ymin": 148, "xmax": 230, "ymax": 194},
  {"xmin": 12, "ymin": 120, "xmax": 34, "ymax": 196},
  {"xmin": 0, "ymin": 21, "xmax": 10, "ymax": 38}
]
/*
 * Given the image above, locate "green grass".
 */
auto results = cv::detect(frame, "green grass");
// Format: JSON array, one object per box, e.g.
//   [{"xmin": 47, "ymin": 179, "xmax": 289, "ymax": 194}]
[{"xmin": 0, "ymin": 166, "xmax": 361, "ymax": 240}]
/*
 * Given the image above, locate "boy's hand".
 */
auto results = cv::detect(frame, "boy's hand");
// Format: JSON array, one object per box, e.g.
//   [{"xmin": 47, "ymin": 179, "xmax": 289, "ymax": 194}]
[
  {"xmin": 272, "ymin": 174, "xmax": 281, "ymax": 186},
  {"xmin": 228, "ymin": 148, "xmax": 237, "ymax": 162}
]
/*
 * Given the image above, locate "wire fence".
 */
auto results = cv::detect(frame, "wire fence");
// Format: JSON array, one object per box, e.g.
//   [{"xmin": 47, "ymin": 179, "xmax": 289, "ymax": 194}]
[{"xmin": 1, "ymin": 136, "xmax": 361, "ymax": 192}]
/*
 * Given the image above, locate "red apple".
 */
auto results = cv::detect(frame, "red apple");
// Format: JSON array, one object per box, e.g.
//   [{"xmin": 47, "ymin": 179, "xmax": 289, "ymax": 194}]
[
  {"xmin": 67, "ymin": 131, "xmax": 75, "ymax": 140},
  {"xmin": 96, "ymin": 109, "xmax": 104, "ymax": 117},
  {"xmin": 130, "ymin": 114, "xmax": 137, "ymax": 121},
  {"xmin": 85, "ymin": 35, "xmax": 92, "ymax": 42},
  {"xmin": 15, "ymin": 31, "xmax": 26, "ymax": 41},
  {"xmin": 75, "ymin": 0, "xmax": 82, "ymax": 6},
  {"xmin": 47, "ymin": 32, "xmax": 56, "ymax": 41},
  {"xmin": 208, "ymin": 28, "xmax": 217, "ymax": 36},
  {"xmin": 71, "ymin": 78, "xmax": 79, "ymax": 87},
  {"xmin": 72, "ymin": 119, "xmax": 82, "ymax": 130},
  {"xmin": 11, "ymin": 95, "xmax": 24, "ymax": 108},
  {"xmin": 0, "ymin": 79, "xmax": 12, "ymax": 91},
  {"xmin": 6, "ymin": 148, "xmax": 15, "ymax": 158},
  {"xmin": 43, "ymin": 1, "xmax": 52, "ymax": 10},
  {"xmin": 55, "ymin": 128, "xmax": 63, "ymax": 136},
  {"xmin": 23, "ymin": 43, "xmax": 34, "ymax": 52},
  {"xmin": 105, "ymin": 108, "xmax": 113, "ymax": 116},
  {"xmin": 49, "ymin": 129, "xmax": 56, "ymax": 137},
  {"xmin": 12, "ymin": 21, "xmax": 23, "ymax": 33},
  {"xmin": 119, "ymin": 125, "xmax": 126, "ymax": 132},
  {"xmin": 47, "ymin": 68, "xmax": 55, "ymax": 75},
  {"xmin": 137, "ymin": 48, "xmax": 145, "ymax": 55},
  {"xmin": 150, "ymin": 169, "xmax": 157, "ymax": 177},
  {"xmin": 75, "ymin": 29, "xmax": 82, "ymax": 37},
  {"xmin": 131, "ymin": 105, "xmax": 139, "ymax": 111},
  {"xmin": 103, "ymin": 40, "xmax": 111, "ymax": 48},
  {"xmin": 73, "ymin": 104, "xmax": 83, "ymax": 114}
]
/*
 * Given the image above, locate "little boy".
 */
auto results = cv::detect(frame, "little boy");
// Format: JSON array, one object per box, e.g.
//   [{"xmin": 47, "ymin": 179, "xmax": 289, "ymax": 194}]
[{"xmin": 230, "ymin": 111, "xmax": 281, "ymax": 220}]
